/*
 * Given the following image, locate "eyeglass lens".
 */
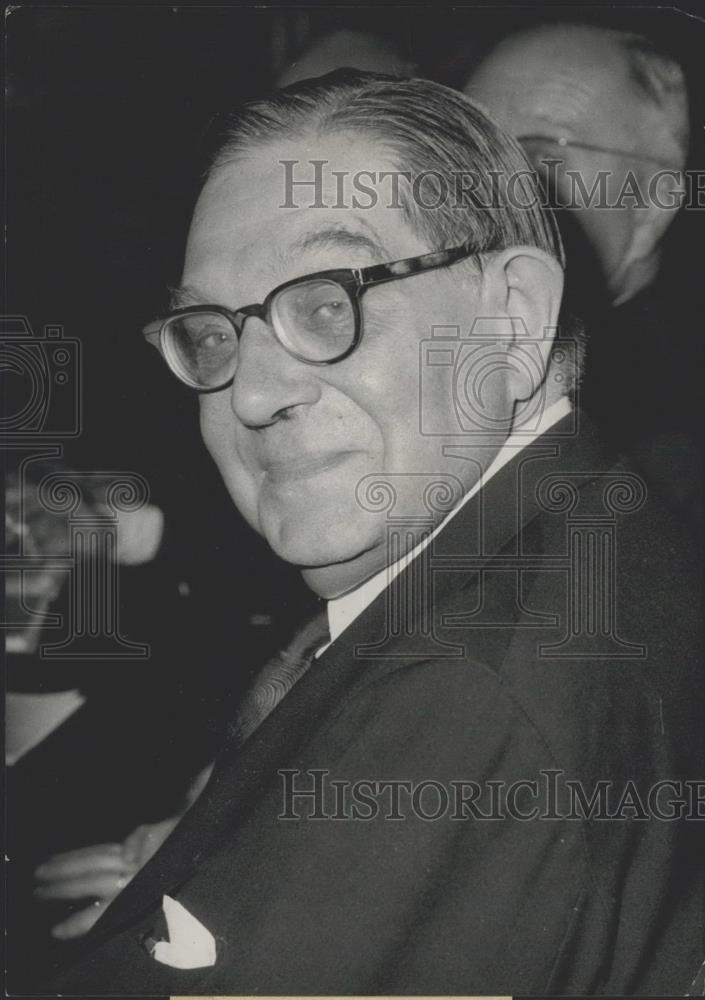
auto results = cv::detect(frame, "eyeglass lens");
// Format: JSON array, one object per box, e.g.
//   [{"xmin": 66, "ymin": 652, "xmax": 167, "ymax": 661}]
[{"xmin": 164, "ymin": 278, "xmax": 357, "ymax": 389}]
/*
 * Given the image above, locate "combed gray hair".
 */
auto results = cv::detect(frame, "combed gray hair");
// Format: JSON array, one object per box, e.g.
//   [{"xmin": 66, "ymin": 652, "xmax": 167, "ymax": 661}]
[{"xmin": 208, "ymin": 70, "xmax": 565, "ymax": 265}]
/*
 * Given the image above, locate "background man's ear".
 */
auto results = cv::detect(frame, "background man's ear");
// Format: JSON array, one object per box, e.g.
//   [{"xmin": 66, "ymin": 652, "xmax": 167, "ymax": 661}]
[
  {"xmin": 622, "ymin": 171, "xmax": 683, "ymax": 265},
  {"xmin": 609, "ymin": 177, "xmax": 681, "ymax": 305},
  {"xmin": 480, "ymin": 246, "xmax": 564, "ymax": 403}
]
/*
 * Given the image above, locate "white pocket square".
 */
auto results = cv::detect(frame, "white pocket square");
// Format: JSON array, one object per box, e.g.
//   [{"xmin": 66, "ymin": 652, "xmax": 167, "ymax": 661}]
[{"xmin": 150, "ymin": 894, "xmax": 216, "ymax": 970}]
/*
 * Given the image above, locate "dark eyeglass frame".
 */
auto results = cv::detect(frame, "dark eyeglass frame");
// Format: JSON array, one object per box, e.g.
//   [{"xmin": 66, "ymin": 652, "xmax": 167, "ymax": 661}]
[
  {"xmin": 143, "ymin": 235, "xmax": 489, "ymax": 393},
  {"xmin": 517, "ymin": 133, "xmax": 678, "ymax": 171}
]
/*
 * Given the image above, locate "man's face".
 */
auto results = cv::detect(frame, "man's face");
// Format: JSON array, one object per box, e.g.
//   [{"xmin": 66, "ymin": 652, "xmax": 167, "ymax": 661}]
[
  {"xmin": 466, "ymin": 28, "xmax": 671, "ymax": 297},
  {"xmin": 182, "ymin": 135, "xmax": 513, "ymax": 597}
]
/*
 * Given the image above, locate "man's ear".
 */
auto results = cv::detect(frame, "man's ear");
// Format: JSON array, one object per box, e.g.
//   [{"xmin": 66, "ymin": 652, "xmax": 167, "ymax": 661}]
[
  {"xmin": 478, "ymin": 245, "xmax": 564, "ymax": 403},
  {"xmin": 636, "ymin": 170, "xmax": 684, "ymax": 249}
]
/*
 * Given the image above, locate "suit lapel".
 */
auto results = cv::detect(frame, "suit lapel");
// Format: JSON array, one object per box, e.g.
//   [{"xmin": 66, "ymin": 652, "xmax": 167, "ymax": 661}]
[
  {"xmin": 433, "ymin": 410, "xmax": 609, "ymax": 567},
  {"xmin": 79, "ymin": 410, "xmax": 611, "ymax": 947},
  {"xmin": 79, "ymin": 617, "xmax": 378, "ymax": 944}
]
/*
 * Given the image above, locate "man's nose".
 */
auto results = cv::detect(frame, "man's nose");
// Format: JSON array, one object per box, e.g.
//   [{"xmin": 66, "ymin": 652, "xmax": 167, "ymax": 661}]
[{"xmin": 229, "ymin": 317, "xmax": 322, "ymax": 426}]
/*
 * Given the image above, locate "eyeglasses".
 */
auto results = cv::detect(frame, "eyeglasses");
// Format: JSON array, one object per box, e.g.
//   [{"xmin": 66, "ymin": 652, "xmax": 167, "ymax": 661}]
[
  {"xmin": 517, "ymin": 134, "xmax": 677, "ymax": 171},
  {"xmin": 143, "ymin": 236, "xmax": 488, "ymax": 392}
]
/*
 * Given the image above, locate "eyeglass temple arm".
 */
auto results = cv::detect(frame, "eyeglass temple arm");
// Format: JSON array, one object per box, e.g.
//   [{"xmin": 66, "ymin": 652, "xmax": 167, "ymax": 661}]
[
  {"xmin": 356, "ymin": 238, "xmax": 481, "ymax": 289},
  {"xmin": 518, "ymin": 134, "xmax": 678, "ymax": 170}
]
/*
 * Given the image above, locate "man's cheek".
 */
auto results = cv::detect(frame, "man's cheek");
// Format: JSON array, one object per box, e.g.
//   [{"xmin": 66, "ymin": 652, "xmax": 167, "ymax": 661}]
[
  {"xmin": 199, "ymin": 403, "xmax": 228, "ymax": 458},
  {"xmin": 200, "ymin": 406, "xmax": 244, "ymax": 476},
  {"xmin": 198, "ymin": 416, "xmax": 260, "ymax": 525}
]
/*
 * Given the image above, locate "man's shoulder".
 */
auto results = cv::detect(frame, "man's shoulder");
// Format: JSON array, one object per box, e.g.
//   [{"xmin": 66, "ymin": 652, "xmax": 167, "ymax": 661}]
[{"xmin": 323, "ymin": 424, "xmax": 702, "ymax": 769}]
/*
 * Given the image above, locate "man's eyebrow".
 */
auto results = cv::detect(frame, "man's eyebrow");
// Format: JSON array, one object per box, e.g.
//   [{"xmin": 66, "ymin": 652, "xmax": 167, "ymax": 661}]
[
  {"xmin": 167, "ymin": 226, "xmax": 386, "ymax": 311},
  {"xmin": 292, "ymin": 226, "xmax": 387, "ymax": 262},
  {"xmin": 168, "ymin": 284, "xmax": 205, "ymax": 309}
]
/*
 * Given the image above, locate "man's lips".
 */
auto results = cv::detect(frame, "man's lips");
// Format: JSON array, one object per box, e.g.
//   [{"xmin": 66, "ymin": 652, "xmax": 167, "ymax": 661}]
[{"xmin": 262, "ymin": 450, "xmax": 359, "ymax": 484}]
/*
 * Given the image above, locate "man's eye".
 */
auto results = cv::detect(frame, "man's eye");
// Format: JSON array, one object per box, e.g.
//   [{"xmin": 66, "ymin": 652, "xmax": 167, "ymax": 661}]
[
  {"xmin": 192, "ymin": 327, "xmax": 234, "ymax": 352},
  {"xmin": 301, "ymin": 297, "xmax": 352, "ymax": 329},
  {"xmin": 198, "ymin": 329, "xmax": 228, "ymax": 348},
  {"xmin": 310, "ymin": 299, "xmax": 346, "ymax": 320}
]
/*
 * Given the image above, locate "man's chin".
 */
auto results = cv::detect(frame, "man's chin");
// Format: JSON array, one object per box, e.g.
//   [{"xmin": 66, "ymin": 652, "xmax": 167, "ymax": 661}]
[
  {"xmin": 259, "ymin": 510, "xmax": 385, "ymax": 589},
  {"xmin": 265, "ymin": 521, "xmax": 373, "ymax": 569}
]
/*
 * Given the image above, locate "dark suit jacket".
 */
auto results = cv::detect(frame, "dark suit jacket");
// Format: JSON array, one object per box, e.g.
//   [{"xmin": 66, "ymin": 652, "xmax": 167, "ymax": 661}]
[{"xmin": 45, "ymin": 413, "xmax": 704, "ymax": 995}]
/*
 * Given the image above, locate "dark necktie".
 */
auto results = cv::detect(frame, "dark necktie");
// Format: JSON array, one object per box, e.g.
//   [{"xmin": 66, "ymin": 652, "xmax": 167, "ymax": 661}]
[{"xmin": 228, "ymin": 607, "xmax": 331, "ymax": 748}]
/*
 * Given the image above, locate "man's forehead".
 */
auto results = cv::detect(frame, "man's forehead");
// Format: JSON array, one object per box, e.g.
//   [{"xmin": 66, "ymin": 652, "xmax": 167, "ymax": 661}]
[
  {"xmin": 189, "ymin": 174, "xmax": 400, "ymax": 255},
  {"xmin": 181, "ymin": 188, "xmax": 418, "ymax": 307},
  {"xmin": 199, "ymin": 134, "xmax": 397, "ymax": 211},
  {"xmin": 184, "ymin": 141, "xmax": 429, "ymax": 299}
]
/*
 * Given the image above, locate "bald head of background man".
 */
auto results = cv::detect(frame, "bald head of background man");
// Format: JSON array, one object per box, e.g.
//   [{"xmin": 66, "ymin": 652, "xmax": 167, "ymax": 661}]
[
  {"xmin": 465, "ymin": 23, "xmax": 689, "ymax": 305},
  {"xmin": 277, "ymin": 28, "xmax": 414, "ymax": 88}
]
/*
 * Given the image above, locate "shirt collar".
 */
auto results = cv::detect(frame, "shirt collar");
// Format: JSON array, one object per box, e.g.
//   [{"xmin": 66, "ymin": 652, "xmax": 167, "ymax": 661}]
[{"xmin": 324, "ymin": 397, "xmax": 572, "ymax": 648}]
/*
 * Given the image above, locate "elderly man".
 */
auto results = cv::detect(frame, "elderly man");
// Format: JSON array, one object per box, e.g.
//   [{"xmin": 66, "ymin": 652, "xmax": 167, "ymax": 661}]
[
  {"xmin": 45, "ymin": 71, "xmax": 702, "ymax": 996},
  {"xmin": 465, "ymin": 25, "xmax": 702, "ymax": 532},
  {"xmin": 465, "ymin": 23, "xmax": 689, "ymax": 309}
]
